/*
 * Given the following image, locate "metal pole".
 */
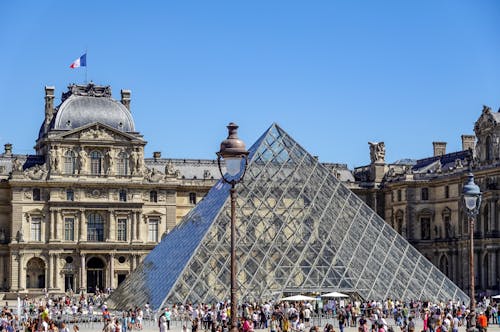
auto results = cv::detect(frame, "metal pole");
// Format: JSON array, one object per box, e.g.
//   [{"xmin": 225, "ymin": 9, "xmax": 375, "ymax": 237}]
[
  {"xmin": 469, "ymin": 215, "xmax": 476, "ymax": 311},
  {"xmin": 230, "ymin": 185, "xmax": 238, "ymax": 332}
]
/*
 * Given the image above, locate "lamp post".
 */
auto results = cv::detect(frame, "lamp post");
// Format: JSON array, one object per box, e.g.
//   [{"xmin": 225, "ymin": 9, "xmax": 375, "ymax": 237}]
[
  {"xmin": 217, "ymin": 123, "xmax": 249, "ymax": 332},
  {"xmin": 462, "ymin": 171, "xmax": 482, "ymax": 311}
]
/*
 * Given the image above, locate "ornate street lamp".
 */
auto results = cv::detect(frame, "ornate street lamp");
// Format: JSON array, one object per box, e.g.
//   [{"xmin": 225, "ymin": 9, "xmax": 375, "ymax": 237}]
[
  {"xmin": 217, "ymin": 123, "xmax": 249, "ymax": 332},
  {"xmin": 462, "ymin": 171, "xmax": 482, "ymax": 311}
]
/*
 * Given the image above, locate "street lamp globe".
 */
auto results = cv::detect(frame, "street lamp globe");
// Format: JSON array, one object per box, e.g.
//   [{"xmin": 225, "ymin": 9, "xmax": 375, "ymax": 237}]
[
  {"xmin": 217, "ymin": 123, "xmax": 249, "ymax": 180},
  {"xmin": 463, "ymin": 172, "xmax": 482, "ymax": 215}
]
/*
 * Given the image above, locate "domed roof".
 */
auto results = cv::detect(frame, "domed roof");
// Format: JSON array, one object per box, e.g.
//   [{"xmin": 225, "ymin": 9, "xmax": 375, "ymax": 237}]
[{"xmin": 39, "ymin": 83, "xmax": 135, "ymax": 138}]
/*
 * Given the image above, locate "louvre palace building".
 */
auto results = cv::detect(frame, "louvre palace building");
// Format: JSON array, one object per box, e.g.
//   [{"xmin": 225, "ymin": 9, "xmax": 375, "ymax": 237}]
[{"xmin": 0, "ymin": 82, "xmax": 497, "ymax": 300}]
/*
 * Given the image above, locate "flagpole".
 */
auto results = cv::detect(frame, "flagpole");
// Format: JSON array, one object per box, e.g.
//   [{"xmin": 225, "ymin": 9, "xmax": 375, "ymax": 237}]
[{"xmin": 85, "ymin": 48, "xmax": 88, "ymax": 84}]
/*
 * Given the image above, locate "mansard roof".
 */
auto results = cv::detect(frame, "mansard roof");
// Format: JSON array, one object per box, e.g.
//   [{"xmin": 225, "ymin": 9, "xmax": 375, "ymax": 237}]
[{"xmin": 39, "ymin": 83, "xmax": 135, "ymax": 139}]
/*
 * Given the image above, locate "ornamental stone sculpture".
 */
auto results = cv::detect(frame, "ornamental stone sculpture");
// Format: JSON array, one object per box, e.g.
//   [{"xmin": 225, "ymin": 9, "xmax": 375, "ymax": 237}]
[{"xmin": 369, "ymin": 141, "xmax": 386, "ymax": 164}]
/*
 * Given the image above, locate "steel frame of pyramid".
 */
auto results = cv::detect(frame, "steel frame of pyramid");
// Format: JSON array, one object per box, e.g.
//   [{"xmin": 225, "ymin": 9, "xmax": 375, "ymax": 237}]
[{"xmin": 108, "ymin": 124, "xmax": 468, "ymax": 311}]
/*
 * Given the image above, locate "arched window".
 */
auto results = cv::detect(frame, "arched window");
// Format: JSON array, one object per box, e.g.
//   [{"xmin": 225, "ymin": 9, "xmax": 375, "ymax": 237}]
[
  {"xmin": 87, "ymin": 213, "xmax": 104, "ymax": 242},
  {"xmin": 439, "ymin": 255, "xmax": 450, "ymax": 278},
  {"xmin": 64, "ymin": 150, "xmax": 77, "ymax": 174},
  {"xmin": 395, "ymin": 210, "xmax": 404, "ymax": 235},
  {"xmin": 486, "ymin": 136, "xmax": 493, "ymax": 161},
  {"xmin": 117, "ymin": 151, "xmax": 129, "ymax": 176},
  {"xmin": 90, "ymin": 151, "xmax": 102, "ymax": 175},
  {"xmin": 419, "ymin": 209, "xmax": 433, "ymax": 240}
]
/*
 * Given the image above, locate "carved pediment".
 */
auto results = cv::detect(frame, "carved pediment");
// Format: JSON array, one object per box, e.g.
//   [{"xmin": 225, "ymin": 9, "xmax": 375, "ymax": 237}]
[{"xmin": 57, "ymin": 122, "xmax": 143, "ymax": 143}]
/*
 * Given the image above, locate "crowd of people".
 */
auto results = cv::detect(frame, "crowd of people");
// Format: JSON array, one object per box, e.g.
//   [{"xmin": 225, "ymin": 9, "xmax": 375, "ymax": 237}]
[{"xmin": 3, "ymin": 294, "xmax": 500, "ymax": 332}]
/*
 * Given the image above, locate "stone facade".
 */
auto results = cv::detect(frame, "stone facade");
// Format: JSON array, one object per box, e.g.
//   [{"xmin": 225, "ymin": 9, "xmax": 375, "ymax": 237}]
[
  {"xmin": 353, "ymin": 105, "xmax": 500, "ymax": 298},
  {"xmin": 0, "ymin": 84, "xmax": 218, "ymax": 295}
]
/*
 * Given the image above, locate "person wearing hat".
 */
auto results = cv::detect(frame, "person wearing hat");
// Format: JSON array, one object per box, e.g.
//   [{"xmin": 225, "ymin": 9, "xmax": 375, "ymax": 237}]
[{"xmin": 478, "ymin": 311, "xmax": 487, "ymax": 332}]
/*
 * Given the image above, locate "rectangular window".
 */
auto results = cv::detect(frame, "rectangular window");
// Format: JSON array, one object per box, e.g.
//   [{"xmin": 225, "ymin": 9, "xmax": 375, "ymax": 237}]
[
  {"xmin": 150, "ymin": 191, "xmax": 158, "ymax": 203},
  {"xmin": 64, "ymin": 218, "xmax": 74, "ymax": 241},
  {"xmin": 119, "ymin": 190, "xmax": 127, "ymax": 202},
  {"xmin": 189, "ymin": 192, "xmax": 197, "ymax": 205},
  {"xmin": 445, "ymin": 186, "xmax": 449, "ymax": 199},
  {"xmin": 148, "ymin": 218, "xmax": 159, "ymax": 242},
  {"xmin": 33, "ymin": 188, "xmax": 41, "ymax": 201},
  {"xmin": 31, "ymin": 217, "xmax": 41, "ymax": 241},
  {"xmin": 66, "ymin": 189, "xmax": 74, "ymax": 201},
  {"xmin": 397, "ymin": 189, "xmax": 402, "ymax": 202},
  {"xmin": 421, "ymin": 188, "xmax": 429, "ymax": 201},
  {"xmin": 117, "ymin": 218, "xmax": 127, "ymax": 241}
]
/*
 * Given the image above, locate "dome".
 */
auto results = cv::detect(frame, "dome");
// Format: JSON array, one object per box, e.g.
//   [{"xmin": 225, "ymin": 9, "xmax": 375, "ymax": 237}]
[{"xmin": 39, "ymin": 83, "xmax": 135, "ymax": 139}]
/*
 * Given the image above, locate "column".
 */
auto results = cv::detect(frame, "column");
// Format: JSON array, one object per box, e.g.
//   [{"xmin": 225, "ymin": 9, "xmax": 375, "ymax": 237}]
[
  {"xmin": 52, "ymin": 254, "xmax": 59, "ymax": 290},
  {"xmin": 109, "ymin": 254, "xmax": 115, "ymax": 289},
  {"xmin": 80, "ymin": 253, "xmax": 86, "ymax": 291},
  {"xmin": 131, "ymin": 212, "xmax": 136, "ymax": 242},
  {"xmin": 79, "ymin": 210, "xmax": 86, "ymax": 241},
  {"xmin": 490, "ymin": 200, "xmax": 496, "ymax": 232},
  {"xmin": 488, "ymin": 250, "xmax": 495, "ymax": 289},
  {"xmin": 54, "ymin": 210, "xmax": 59, "ymax": 241},
  {"xmin": 136, "ymin": 211, "xmax": 141, "ymax": 241},
  {"xmin": 48, "ymin": 254, "xmax": 54, "ymax": 289},
  {"xmin": 130, "ymin": 254, "xmax": 136, "ymax": 271},
  {"xmin": 49, "ymin": 210, "xmax": 56, "ymax": 241},
  {"xmin": 19, "ymin": 253, "xmax": 25, "ymax": 290},
  {"xmin": 108, "ymin": 210, "xmax": 115, "ymax": 241}
]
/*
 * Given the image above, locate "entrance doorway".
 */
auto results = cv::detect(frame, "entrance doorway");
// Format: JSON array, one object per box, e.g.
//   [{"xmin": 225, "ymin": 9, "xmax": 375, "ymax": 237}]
[
  {"xmin": 65, "ymin": 274, "xmax": 74, "ymax": 292},
  {"xmin": 26, "ymin": 257, "xmax": 46, "ymax": 289},
  {"xmin": 117, "ymin": 274, "xmax": 127, "ymax": 286},
  {"xmin": 87, "ymin": 257, "xmax": 105, "ymax": 293}
]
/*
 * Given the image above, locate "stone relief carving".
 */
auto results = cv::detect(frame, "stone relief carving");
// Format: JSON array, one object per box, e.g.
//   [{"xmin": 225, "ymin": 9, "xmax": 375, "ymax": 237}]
[
  {"xmin": 80, "ymin": 128, "xmax": 114, "ymax": 140},
  {"xmin": 369, "ymin": 142, "xmax": 385, "ymax": 163},
  {"xmin": 203, "ymin": 169, "xmax": 211, "ymax": 179},
  {"xmin": 24, "ymin": 163, "xmax": 48, "ymax": 180},
  {"xmin": 24, "ymin": 190, "xmax": 32, "ymax": 200},
  {"xmin": 85, "ymin": 188, "xmax": 107, "ymax": 199}
]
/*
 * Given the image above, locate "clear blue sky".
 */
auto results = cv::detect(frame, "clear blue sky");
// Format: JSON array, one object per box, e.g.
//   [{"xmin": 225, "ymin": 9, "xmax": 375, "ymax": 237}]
[{"xmin": 1, "ymin": 1, "xmax": 499, "ymax": 168}]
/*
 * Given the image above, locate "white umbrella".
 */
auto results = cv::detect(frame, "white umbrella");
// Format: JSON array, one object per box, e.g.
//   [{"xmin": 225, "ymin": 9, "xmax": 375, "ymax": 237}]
[
  {"xmin": 321, "ymin": 291, "xmax": 349, "ymax": 298},
  {"xmin": 280, "ymin": 295, "xmax": 317, "ymax": 301},
  {"xmin": 491, "ymin": 294, "xmax": 500, "ymax": 299}
]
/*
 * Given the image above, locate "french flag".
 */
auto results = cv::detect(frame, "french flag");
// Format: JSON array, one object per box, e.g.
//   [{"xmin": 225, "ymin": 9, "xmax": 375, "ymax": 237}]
[{"xmin": 69, "ymin": 53, "xmax": 87, "ymax": 68}]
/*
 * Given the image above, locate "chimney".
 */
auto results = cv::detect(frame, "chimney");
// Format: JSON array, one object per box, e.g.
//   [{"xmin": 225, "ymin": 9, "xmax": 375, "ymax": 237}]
[
  {"xmin": 461, "ymin": 135, "xmax": 475, "ymax": 151},
  {"xmin": 433, "ymin": 142, "xmax": 447, "ymax": 156},
  {"xmin": 153, "ymin": 151, "xmax": 161, "ymax": 161},
  {"xmin": 44, "ymin": 86, "xmax": 55, "ymax": 127},
  {"xmin": 3, "ymin": 143, "xmax": 12, "ymax": 156},
  {"xmin": 121, "ymin": 89, "xmax": 131, "ymax": 111}
]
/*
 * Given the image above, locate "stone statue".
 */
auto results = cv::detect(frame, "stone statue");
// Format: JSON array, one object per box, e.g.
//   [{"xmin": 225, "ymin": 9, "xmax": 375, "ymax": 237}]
[
  {"xmin": 49, "ymin": 146, "xmax": 60, "ymax": 173},
  {"xmin": 78, "ymin": 148, "xmax": 87, "ymax": 174},
  {"xmin": 12, "ymin": 158, "xmax": 23, "ymax": 172},
  {"xmin": 106, "ymin": 150, "xmax": 114, "ymax": 175},
  {"xmin": 165, "ymin": 160, "xmax": 177, "ymax": 176},
  {"xmin": 369, "ymin": 142, "xmax": 385, "ymax": 163},
  {"xmin": 130, "ymin": 149, "xmax": 138, "ymax": 174},
  {"xmin": 445, "ymin": 219, "xmax": 452, "ymax": 238},
  {"xmin": 24, "ymin": 163, "xmax": 48, "ymax": 180}
]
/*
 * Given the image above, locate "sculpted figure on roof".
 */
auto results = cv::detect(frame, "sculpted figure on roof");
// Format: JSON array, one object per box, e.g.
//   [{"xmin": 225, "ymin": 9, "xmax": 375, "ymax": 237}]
[{"xmin": 369, "ymin": 141, "xmax": 385, "ymax": 164}]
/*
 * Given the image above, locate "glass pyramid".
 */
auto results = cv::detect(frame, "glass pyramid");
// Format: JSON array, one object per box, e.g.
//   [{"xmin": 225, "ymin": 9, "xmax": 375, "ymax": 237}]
[{"xmin": 108, "ymin": 124, "xmax": 468, "ymax": 311}]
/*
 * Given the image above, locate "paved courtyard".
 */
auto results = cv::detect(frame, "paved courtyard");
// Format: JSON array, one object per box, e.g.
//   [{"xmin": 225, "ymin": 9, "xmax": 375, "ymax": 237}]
[{"xmin": 58, "ymin": 316, "xmax": 500, "ymax": 332}]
